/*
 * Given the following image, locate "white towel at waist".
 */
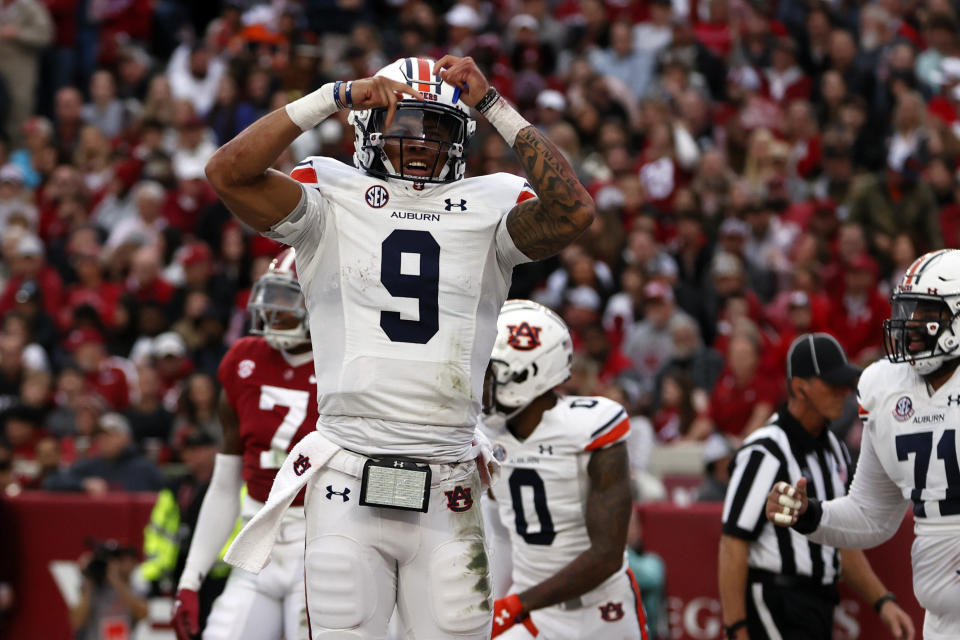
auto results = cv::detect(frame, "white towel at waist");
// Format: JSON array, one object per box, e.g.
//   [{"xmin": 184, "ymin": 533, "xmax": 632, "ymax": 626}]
[{"xmin": 224, "ymin": 430, "xmax": 339, "ymax": 572}]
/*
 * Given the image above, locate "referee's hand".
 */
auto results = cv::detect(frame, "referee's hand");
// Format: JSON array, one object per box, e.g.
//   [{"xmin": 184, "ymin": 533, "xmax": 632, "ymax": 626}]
[{"xmin": 766, "ymin": 478, "xmax": 808, "ymax": 526}]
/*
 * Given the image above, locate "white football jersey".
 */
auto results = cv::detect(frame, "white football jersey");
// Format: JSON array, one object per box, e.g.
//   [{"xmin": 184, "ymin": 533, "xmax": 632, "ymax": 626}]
[
  {"xmin": 266, "ymin": 157, "xmax": 534, "ymax": 461},
  {"xmin": 490, "ymin": 395, "xmax": 631, "ymax": 591},
  {"xmin": 858, "ymin": 358, "xmax": 960, "ymax": 526}
]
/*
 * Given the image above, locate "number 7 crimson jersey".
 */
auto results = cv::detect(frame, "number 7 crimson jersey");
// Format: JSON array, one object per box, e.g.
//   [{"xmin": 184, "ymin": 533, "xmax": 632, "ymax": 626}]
[
  {"xmin": 217, "ymin": 336, "xmax": 319, "ymax": 504},
  {"xmin": 490, "ymin": 396, "xmax": 632, "ymax": 591},
  {"xmin": 266, "ymin": 156, "xmax": 535, "ymax": 460}
]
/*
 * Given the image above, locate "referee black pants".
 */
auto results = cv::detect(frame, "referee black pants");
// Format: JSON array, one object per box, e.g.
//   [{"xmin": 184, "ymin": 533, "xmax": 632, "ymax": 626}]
[{"xmin": 745, "ymin": 575, "xmax": 836, "ymax": 639}]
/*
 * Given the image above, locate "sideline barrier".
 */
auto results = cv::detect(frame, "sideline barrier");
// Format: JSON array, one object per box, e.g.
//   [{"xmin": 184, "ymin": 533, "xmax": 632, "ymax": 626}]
[
  {"xmin": 2, "ymin": 494, "xmax": 920, "ymax": 639},
  {"xmin": 637, "ymin": 502, "xmax": 922, "ymax": 639}
]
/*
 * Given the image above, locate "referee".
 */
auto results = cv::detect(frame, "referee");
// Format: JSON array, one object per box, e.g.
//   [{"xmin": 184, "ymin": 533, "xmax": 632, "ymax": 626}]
[{"xmin": 718, "ymin": 333, "xmax": 914, "ymax": 640}]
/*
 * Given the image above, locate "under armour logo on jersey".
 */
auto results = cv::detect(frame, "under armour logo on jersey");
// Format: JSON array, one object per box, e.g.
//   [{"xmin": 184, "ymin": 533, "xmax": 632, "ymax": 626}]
[
  {"xmin": 325, "ymin": 486, "xmax": 350, "ymax": 502},
  {"xmin": 293, "ymin": 454, "xmax": 311, "ymax": 476},
  {"xmin": 598, "ymin": 601, "xmax": 624, "ymax": 622},
  {"xmin": 538, "ymin": 444, "xmax": 553, "ymax": 455},
  {"xmin": 506, "ymin": 322, "xmax": 543, "ymax": 351},
  {"xmin": 393, "ymin": 461, "xmax": 405, "ymax": 468},
  {"xmin": 365, "ymin": 185, "xmax": 389, "ymax": 208},
  {"xmin": 444, "ymin": 485, "xmax": 473, "ymax": 512},
  {"xmin": 444, "ymin": 198, "xmax": 467, "ymax": 211},
  {"xmin": 949, "ymin": 395, "xmax": 960, "ymax": 406}
]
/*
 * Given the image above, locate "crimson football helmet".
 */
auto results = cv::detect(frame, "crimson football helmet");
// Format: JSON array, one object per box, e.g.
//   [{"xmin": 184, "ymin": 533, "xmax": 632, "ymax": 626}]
[
  {"xmin": 348, "ymin": 57, "xmax": 476, "ymax": 184},
  {"xmin": 248, "ymin": 248, "xmax": 309, "ymax": 351}
]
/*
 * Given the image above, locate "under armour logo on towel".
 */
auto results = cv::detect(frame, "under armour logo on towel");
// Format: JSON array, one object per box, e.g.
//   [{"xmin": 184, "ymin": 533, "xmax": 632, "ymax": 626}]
[
  {"xmin": 325, "ymin": 486, "xmax": 350, "ymax": 502},
  {"xmin": 293, "ymin": 454, "xmax": 311, "ymax": 476},
  {"xmin": 444, "ymin": 198, "xmax": 467, "ymax": 211}
]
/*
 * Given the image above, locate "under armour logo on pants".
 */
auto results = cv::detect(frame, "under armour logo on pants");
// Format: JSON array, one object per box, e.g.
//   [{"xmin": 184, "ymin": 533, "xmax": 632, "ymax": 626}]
[{"xmin": 326, "ymin": 486, "xmax": 350, "ymax": 502}]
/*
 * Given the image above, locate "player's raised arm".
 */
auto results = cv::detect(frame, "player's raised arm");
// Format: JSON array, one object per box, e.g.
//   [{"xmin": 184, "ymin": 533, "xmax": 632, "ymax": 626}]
[
  {"xmin": 205, "ymin": 78, "xmax": 421, "ymax": 232},
  {"xmin": 434, "ymin": 56, "xmax": 595, "ymax": 260}
]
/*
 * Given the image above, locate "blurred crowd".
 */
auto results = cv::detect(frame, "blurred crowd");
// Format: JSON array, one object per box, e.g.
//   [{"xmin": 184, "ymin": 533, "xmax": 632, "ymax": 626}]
[{"xmin": 0, "ymin": 0, "xmax": 955, "ymax": 504}]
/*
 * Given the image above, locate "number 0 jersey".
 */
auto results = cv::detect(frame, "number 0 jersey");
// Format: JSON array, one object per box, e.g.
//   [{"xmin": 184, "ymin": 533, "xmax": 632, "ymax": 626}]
[
  {"xmin": 857, "ymin": 358, "xmax": 960, "ymax": 526},
  {"xmin": 490, "ymin": 396, "xmax": 632, "ymax": 591},
  {"xmin": 266, "ymin": 157, "xmax": 534, "ymax": 461},
  {"xmin": 217, "ymin": 336, "xmax": 319, "ymax": 504}
]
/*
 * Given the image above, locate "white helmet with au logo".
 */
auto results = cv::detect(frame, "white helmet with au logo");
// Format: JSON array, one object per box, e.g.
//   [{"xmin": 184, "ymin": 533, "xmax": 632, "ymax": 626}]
[
  {"xmin": 486, "ymin": 299, "xmax": 573, "ymax": 415},
  {"xmin": 348, "ymin": 57, "xmax": 476, "ymax": 184},
  {"xmin": 248, "ymin": 248, "xmax": 310, "ymax": 351},
  {"xmin": 883, "ymin": 249, "xmax": 960, "ymax": 375}
]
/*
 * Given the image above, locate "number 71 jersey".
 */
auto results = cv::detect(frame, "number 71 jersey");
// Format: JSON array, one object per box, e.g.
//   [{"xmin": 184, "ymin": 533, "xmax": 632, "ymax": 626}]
[
  {"xmin": 858, "ymin": 358, "xmax": 960, "ymax": 524},
  {"xmin": 266, "ymin": 156, "xmax": 534, "ymax": 456},
  {"xmin": 217, "ymin": 336, "xmax": 319, "ymax": 504},
  {"xmin": 490, "ymin": 396, "xmax": 632, "ymax": 590}
]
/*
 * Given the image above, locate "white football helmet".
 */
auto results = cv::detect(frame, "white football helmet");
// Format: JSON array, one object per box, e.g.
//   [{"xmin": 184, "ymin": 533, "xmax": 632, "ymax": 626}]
[
  {"xmin": 248, "ymin": 248, "xmax": 310, "ymax": 351},
  {"xmin": 883, "ymin": 249, "xmax": 960, "ymax": 375},
  {"xmin": 348, "ymin": 57, "xmax": 476, "ymax": 183},
  {"xmin": 487, "ymin": 299, "xmax": 573, "ymax": 414}
]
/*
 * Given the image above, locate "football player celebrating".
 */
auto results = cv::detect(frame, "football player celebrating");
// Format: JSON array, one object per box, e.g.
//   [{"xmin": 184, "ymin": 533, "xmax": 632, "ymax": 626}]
[
  {"xmin": 767, "ymin": 249, "xmax": 960, "ymax": 639},
  {"xmin": 206, "ymin": 55, "xmax": 594, "ymax": 638},
  {"xmin": 171, "ymin": 249, "xmax": 315, "ymax": 640},
  {"xmin": 486, "ymin": 300, "xmax": 649, "ymax": 640}
]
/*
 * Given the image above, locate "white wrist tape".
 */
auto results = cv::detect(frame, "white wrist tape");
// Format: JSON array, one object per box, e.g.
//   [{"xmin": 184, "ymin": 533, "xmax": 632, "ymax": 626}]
[
  {"xmin": 177, "ymin": 454, "xmax": 243, "ymax": 591},
  {"xmin": 484, "ymin": 96, "xmax": 531, "ymax": 147},
  {"xmin": 285, "ymin": 83, "xmax": 341, "ymax": 132}
]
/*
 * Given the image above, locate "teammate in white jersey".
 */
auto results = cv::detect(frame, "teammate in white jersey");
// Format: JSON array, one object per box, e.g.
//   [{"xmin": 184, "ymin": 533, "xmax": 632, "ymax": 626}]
[
  {"xmin": 485, "ymin": 300, "xmax": 649, "ymax": 640},
  {"xmin": 768, "ymin": 249, "xmax": 960, "ymax": 640},
  {"xmin": 204, "ymin": 55, "xmax": 595, "ymax": 639}
]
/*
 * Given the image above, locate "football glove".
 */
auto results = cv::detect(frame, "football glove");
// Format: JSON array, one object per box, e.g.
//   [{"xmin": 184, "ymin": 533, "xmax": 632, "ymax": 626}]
[
  {"xmin": 172, "ymin": 588, "xmax": 200, "ymax": 640},
  {"xmin": 492, "ymin": 594, "xmax": 538, "ymax": 637}
]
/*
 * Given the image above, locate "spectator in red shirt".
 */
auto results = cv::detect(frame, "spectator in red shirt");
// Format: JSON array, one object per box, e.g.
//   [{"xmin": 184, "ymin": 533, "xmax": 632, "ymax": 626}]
[
  {"xmin": 59, "ymin": 228, "xmax": 121, "ymax": 330},
  {"xmin": 125, "ymin": 245, "xmax": 175, "ymax": 307},
  {"xmin": 150, "ymin": 332, "xmax": 194, "ymax": 413},
  {"xmin": 1, "ymin": 404, "xmax": 46, "ymax": 488},
  {"xmin": 709, "ymin": 331, "xmax": 780, "ymax": 440},
  {"xmin": 580, "ymin": 322, "xmax": 633, "ymax": 386},
  {"xmin": 828, "ymin": 252, "xmax": 891, "ymax": 365},
  {"xmin": 763, "ymin": 38, "xmax": 812, "ymax": 106},
  {"xmin": 0, "ymin": 233, "xmax": 63, "ymax": 319},
  {"xmin": 65, "ymin": 327, "xmax": 134, "ymax": 411}
]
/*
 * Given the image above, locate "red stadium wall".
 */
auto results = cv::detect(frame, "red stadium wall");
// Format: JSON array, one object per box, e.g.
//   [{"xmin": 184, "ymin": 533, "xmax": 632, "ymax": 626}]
[
  {"xmin": 2, "ymin": 495, "xmax": 921, "ymax": 640},
  {"xmin": 3, "ymin": 492, "xmax": 156, "ymax": 640},
  {"xmin": 637, "ymin": 503, "xmax": 923, "ymax": 640}
]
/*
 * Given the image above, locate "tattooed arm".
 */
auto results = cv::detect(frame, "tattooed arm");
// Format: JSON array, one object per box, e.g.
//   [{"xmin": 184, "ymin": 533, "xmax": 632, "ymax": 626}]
[
  {"xmin": 505, "ymin": 128, "xmax": 597, "ymax": 260},
  {"xmin": 513, "ymin": 443, "xmax": 632, "ymax": 614},
  {"xmin": 433, "ymin": 55, "xmax": 595, "ymax": 261}
]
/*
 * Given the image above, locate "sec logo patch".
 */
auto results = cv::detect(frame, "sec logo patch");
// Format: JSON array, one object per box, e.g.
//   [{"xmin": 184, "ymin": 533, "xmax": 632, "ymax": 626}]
[
  {"xmin": 365, "ymin": 185, "xmax": 389, "ymax": 208},
  {"xmin": 893, "ymin": 396, "xmax": 914, "ymax": 422},
  {"xmin": 238, "ymin": 359, "xmax": 255, "ymax": 378}
]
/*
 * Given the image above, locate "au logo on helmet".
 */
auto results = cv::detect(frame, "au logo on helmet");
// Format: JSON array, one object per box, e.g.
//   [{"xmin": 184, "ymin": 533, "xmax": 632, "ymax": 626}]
[{"xmin": 507, "ymin": 322, "xmax": 542, "ymax": 351}]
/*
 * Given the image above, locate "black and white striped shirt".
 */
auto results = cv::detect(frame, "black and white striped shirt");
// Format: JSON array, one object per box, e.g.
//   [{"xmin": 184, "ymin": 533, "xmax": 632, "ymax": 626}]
[{"xmin": 721, "ymin": 406, "xmax": 853, "ymax": 585}]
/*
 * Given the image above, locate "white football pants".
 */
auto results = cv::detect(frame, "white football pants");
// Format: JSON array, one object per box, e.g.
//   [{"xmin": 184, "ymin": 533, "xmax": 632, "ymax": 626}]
[
  {"xmin": 303, "ymin": 447, "xmax": 493, "ymax": 639},
  {"xmin": 203, "ymin": 509, "xmax": 308, "ymax": 640}
]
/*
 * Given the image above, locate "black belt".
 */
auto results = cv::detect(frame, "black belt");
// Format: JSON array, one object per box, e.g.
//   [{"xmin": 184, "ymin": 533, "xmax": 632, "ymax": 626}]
[{"xmin": 748, "ymin": 568, "xmax": 839, "ymax": 603}]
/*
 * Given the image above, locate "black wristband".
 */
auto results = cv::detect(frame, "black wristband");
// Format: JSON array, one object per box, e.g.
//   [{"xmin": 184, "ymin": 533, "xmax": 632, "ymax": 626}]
[
  {"xmin": 874, "ymin": 592, "xmax": 897, "ymax": 613},
  {"xmin": 476, "ymin": 87, "xmax": 500, "ymax": 114},
  {"xmin": 792, "ymin": 496, "xmax": 823, "ymax": 534},
  {"xmin": 725, "ymin": 619, "xmax": 747, "ymax": 639}
]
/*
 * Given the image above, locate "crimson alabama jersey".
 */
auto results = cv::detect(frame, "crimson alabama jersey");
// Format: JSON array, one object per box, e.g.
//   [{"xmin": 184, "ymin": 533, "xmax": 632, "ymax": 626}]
[
  {"xmin": 266, "ymin": 156, "xmax": 535, "ymax": 460},
  {"xmin": 217, "ymin": 336, "xmax": 318, "ymax": 503},
  {"xmin": 491, "ymin": 395, "xmax": 632, "ymax": 591}
]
